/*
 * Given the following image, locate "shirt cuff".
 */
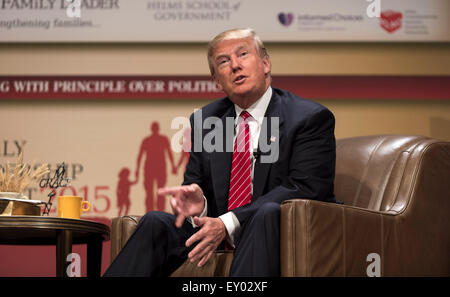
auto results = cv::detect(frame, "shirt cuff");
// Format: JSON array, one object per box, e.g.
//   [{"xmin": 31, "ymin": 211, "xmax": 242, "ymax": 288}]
[
  {"xmin": 188, "ymin": 195, "xmax": 207, "ymax": 227},
  {"xmin": 218, "ymin": 211, "xmax": 240, "ymax": 248}
]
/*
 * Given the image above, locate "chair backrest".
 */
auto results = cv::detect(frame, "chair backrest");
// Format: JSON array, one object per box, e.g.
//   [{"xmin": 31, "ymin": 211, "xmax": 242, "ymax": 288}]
[{"xmin": 335, "ymin": 135, "xmax": 447, "ymax": 213}]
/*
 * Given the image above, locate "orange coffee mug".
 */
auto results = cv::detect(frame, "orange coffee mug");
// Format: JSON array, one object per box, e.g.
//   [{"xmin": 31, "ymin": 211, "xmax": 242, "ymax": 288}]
[{"xmin": 57, "ymin": 196, "xmax": 90, "ymax": 219}]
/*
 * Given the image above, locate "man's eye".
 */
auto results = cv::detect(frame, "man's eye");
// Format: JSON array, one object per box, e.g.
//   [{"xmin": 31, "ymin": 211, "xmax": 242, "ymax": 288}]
[{"xmin": 239, "ymin": 51, "xmax": 248, "ymax": 57}]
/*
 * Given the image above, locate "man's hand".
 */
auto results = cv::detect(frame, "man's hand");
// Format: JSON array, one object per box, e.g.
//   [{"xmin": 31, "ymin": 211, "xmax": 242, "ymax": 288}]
[
  {"xmin": 185, "ymin": 217, "xmax": 226, "ymax": 267},
  {"xmin": 157, "ymin": 184, "xmax": 204, "ymax": 228}
]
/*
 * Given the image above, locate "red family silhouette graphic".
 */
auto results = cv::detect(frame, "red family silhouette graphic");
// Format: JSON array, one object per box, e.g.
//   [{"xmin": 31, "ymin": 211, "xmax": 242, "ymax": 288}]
[{"xmin": 116, "ymin": 121, "xmax": 191, "ymax": 215}]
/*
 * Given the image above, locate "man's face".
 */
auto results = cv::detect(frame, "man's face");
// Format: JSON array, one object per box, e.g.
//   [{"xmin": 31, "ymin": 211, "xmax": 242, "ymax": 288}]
[{"xmin": 211, "ymin": 37, "xmax": 271, "ymax": 106}]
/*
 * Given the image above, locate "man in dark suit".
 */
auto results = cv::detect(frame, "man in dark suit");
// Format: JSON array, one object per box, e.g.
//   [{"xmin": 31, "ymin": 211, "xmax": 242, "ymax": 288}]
[{"xmin": 104, "ymin": 28, "xmax": 336, "ymax": 277}]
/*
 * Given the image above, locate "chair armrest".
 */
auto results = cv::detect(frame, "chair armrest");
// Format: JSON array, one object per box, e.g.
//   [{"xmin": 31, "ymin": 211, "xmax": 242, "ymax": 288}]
[
  {"xmin": 280, "ymin": 199, "xmax": 393, "ymax": 276},
  {"xmin": 110, "ymin": 215, "xmax": 142, "ymax": 263}
]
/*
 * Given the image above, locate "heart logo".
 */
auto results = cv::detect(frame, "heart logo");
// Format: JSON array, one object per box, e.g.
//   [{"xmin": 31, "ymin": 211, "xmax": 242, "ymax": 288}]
[
  {"xmin": 278, "ymin": 13, "xmax": 294, "ymax": 27},
  {"xmin": 380, "ymin": 10, "xmax": 402, "ymax": 33}
]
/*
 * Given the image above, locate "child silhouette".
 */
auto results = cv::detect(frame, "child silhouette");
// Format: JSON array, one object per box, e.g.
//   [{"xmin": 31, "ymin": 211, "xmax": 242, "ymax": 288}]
[{"xmin": 117, "ymin": 167, "xmax": 137, "ymax": 216}]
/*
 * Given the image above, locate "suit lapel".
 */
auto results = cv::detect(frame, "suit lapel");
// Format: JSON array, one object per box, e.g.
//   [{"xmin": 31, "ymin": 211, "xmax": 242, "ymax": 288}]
[
  {"xmin": 252, "ymin": 91, "xmax": 284, "ymax": 200},
  {"xmin": 210, "ymin": 103, "xmax": 236, "ymax": 214}
]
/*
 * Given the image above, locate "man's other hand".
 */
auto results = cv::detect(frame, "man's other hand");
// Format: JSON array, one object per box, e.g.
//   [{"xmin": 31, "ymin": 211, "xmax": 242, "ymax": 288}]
[{"xmin": 185, "ymin": 217, "xmax": 226, "ymax": 267}]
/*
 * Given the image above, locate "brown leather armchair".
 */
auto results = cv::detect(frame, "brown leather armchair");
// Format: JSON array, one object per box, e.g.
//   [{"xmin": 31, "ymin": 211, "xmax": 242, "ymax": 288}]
[{"xmin": 110, "ymin": 135, "xmax": 450, "ymax": 276}]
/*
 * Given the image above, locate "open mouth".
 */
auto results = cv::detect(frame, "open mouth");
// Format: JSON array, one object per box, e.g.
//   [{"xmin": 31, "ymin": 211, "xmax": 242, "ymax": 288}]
[{"xmin": 233, "ymin": 75, "xmax": 247, "ymax": 84}]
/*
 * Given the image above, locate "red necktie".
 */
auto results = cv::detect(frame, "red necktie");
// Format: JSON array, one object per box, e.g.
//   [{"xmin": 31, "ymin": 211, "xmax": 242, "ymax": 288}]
[{"xmin": 228, "ymin": 111, "xmax": 252, "ymax": 211}]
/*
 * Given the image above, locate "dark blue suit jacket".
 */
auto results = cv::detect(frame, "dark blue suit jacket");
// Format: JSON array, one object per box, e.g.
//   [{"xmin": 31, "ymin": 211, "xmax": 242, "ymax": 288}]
[{"xmin": 183, "ymin": 87, "xmax": 336, "ymax": 229}]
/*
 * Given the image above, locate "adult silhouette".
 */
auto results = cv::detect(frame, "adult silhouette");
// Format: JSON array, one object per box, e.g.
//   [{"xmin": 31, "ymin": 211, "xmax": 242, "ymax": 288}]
[{"xmin": 135, "ymin": 122, "xmax": 176, "ymax": 212}]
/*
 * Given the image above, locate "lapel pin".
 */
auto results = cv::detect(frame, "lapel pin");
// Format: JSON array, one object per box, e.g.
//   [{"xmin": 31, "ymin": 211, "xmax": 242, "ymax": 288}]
[{"xmin": 270, "ymin": 136, "xmax": 277, "ymax": 143}]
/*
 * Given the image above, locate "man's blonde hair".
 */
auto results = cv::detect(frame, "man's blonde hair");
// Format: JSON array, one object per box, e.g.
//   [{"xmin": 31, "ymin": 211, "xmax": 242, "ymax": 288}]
[{"xmin": 207, "ymin": 28, "xmax": 269, "ymax": 76}]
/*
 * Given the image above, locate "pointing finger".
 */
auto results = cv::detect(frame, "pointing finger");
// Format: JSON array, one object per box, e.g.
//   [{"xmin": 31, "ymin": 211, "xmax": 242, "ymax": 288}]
[
  {"xmin": 158, "ymin": 186, "xmax": 185, "ymax": 196},
  {"xmin": 175, "ymin": 213, "xmax": 186, "ymax": 228}
]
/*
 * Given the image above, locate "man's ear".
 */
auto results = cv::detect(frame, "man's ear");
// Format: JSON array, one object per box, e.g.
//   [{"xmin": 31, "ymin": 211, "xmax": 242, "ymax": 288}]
[
  {"xmin": 213, "ymin": 75, "xmax": 224, "ymax": 91},
  {"xmin": 262, "ymin": 55, "xmax": 271, "ymax": 76}
]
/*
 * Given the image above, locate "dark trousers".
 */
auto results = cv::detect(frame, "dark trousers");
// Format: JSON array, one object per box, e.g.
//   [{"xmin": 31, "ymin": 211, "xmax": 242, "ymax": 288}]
[{"xmin": 103, "ymin": 202, "xmax": 280, "ymax": 277}]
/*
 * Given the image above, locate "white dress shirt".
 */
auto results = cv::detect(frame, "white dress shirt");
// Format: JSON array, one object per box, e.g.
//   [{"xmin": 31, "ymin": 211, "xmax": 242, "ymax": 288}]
[{"xmin": 189, "ymin": 87, "xmax": 273, "ymax": 247}]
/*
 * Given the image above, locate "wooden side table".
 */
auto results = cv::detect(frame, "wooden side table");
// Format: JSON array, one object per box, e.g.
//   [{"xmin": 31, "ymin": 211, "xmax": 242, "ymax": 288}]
[{"xmin": 0, "ymin": 216, "xmax": 110, "ymax": 277}]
